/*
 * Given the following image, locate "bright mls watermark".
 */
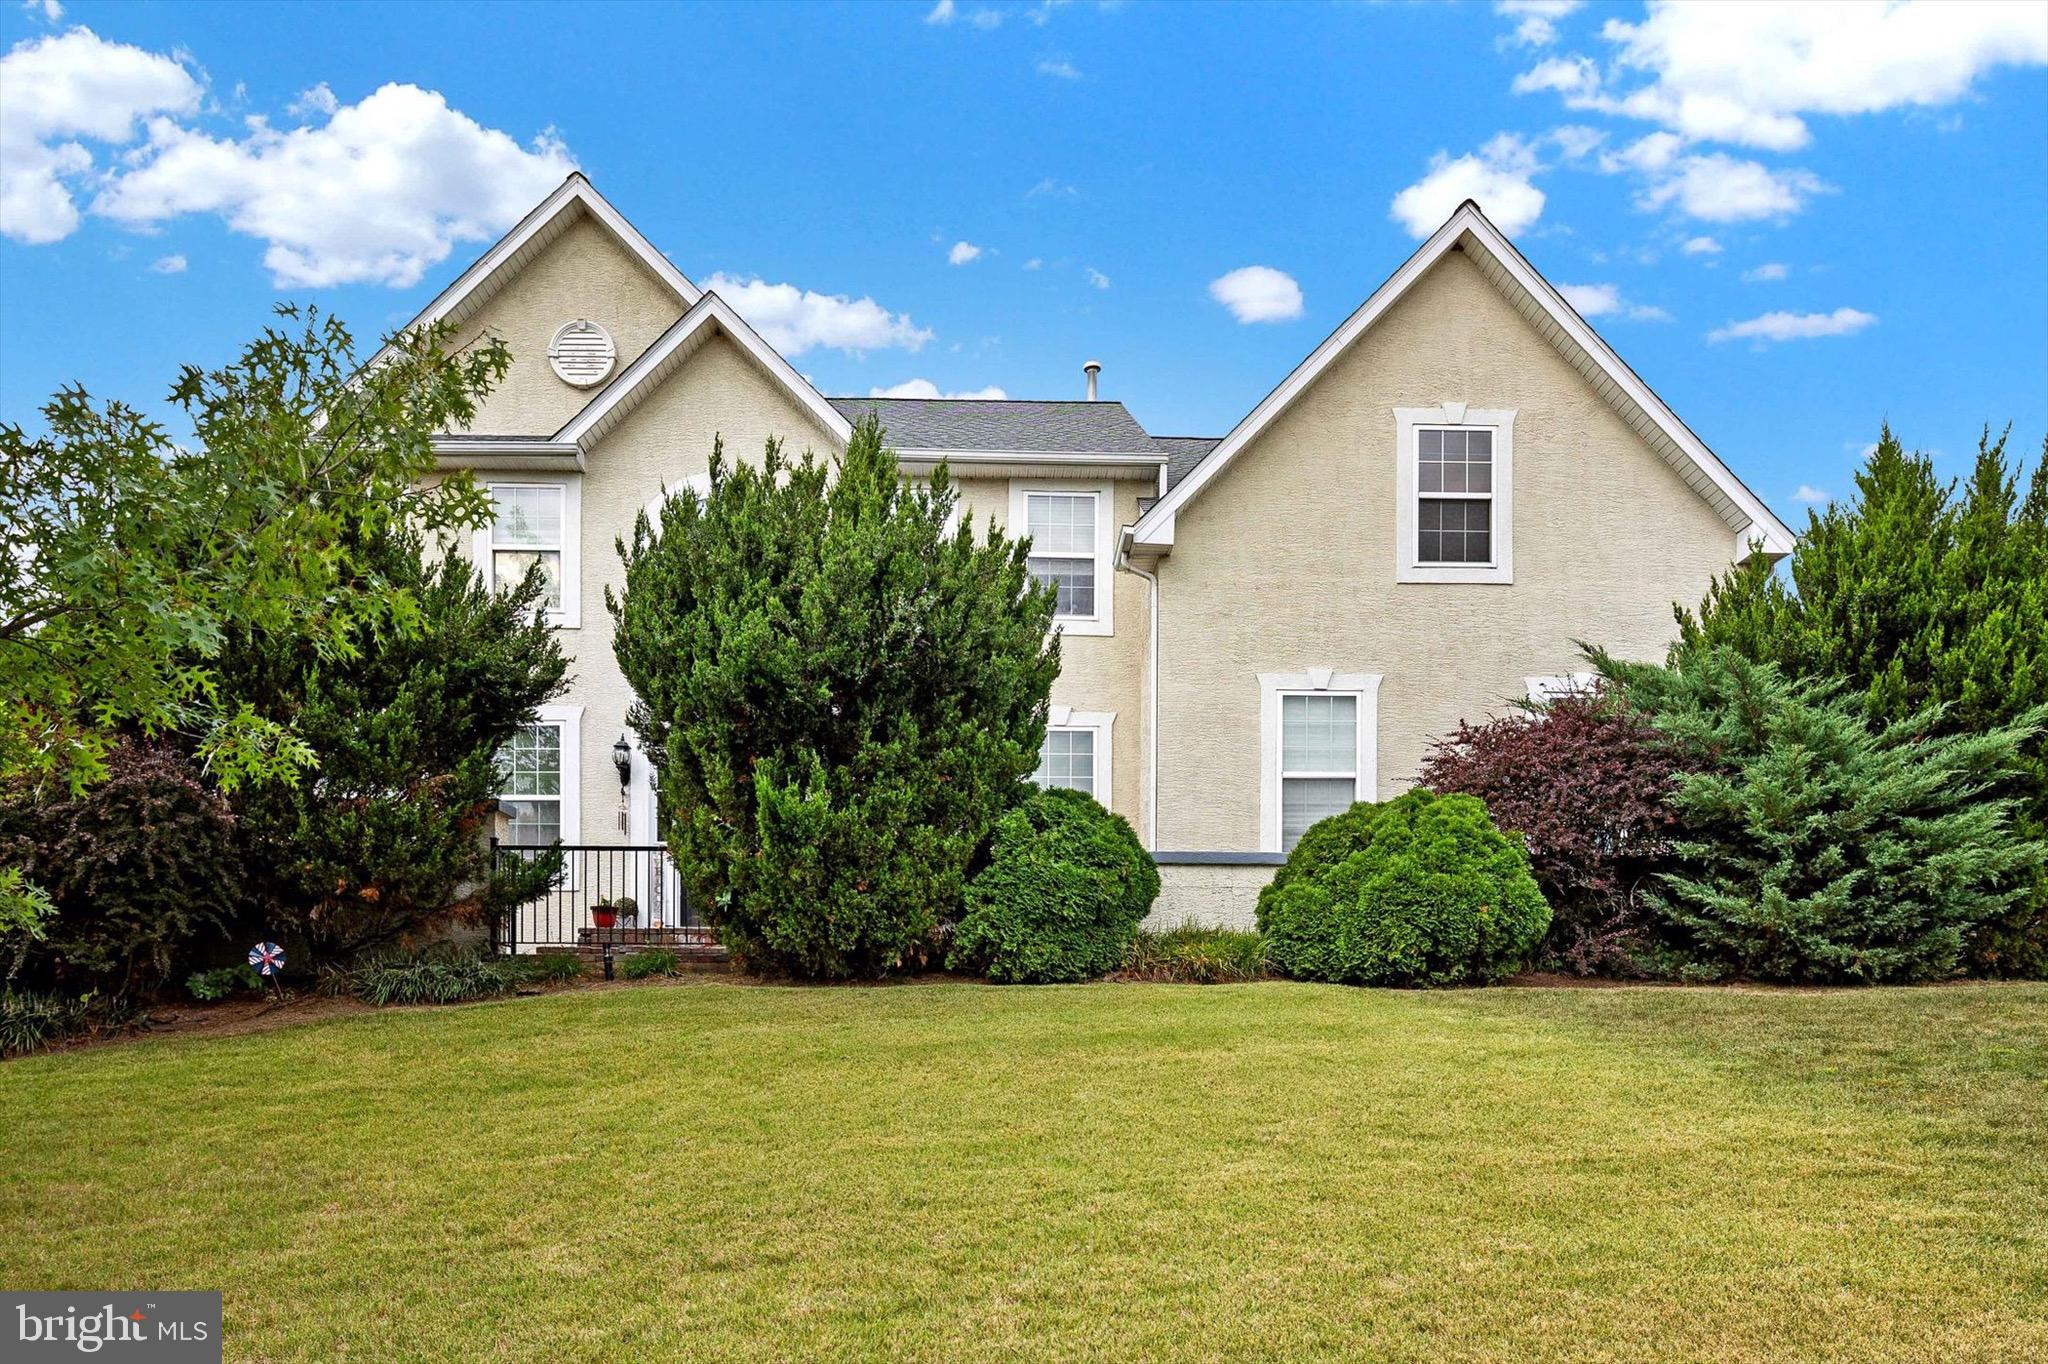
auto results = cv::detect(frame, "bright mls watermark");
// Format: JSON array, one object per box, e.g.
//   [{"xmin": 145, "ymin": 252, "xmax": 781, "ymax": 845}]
[{"xmin": 5, "ymin": 1293, "xmax": 220, "ymax": 1361}]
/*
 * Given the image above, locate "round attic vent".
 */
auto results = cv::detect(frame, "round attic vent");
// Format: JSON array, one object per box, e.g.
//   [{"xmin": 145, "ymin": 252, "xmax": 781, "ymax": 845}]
[{"xmin": 548, "ymin": 319, "xmax": 616, "ymax": 388}]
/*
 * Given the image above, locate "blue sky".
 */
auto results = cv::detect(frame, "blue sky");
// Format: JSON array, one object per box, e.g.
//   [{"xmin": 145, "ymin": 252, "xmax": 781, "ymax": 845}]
[{"xmin": 3, "ymin": 0, "xmax": 2045, "ymax": 514}]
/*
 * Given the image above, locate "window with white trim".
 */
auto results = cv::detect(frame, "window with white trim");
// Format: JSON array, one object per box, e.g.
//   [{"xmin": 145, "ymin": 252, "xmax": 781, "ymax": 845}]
[
  {"xmin": 1279, "ymin": 694, "xmax": 1359, "ymax": 851},
  {"xmin": 1260, "ymin": 672, "xmax": 1380, "ymax": 853},
  {"xmin": 1031, "ymin": 708, "xmax": 1115, "ymax": 806},
  {"xmin": 1526, "ymin": 673, "xmax": 1597, "ymax": 705},
  {"xmin": 1416, "ymin": 427, "xmax": 1493, "ymax": 564},
  {"xmin": 483, "ymin": 481, "xmax": 580, "ymax": 626},
  {"xmin": 1394, "ymin": 408, "xmax": 1514, "ymax": 585},
  {"xmin": 497, "ymin": 724, "xmax": 564, "ymax": 847},
  {"xmin": 1034, "ymin": 729, "xmax": 1096, "ymax": 795},
  {"xmin": 1025, "ymin": 491, "xmax": 1098, "ymax": 618}
]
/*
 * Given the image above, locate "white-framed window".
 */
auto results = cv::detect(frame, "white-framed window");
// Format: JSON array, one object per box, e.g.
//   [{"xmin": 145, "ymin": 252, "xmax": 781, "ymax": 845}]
[
  {"xmin": 1259, "ymin": 671, "xmax": 1381, "ymax": 853},
  {"xmin": 1394, "ymin": 406, "xmax": 1514, "ymax": 585},
  {"xmin": 1526, "ymin": 673, "xmax": 1597, "ymax": 705},
  {"xmin": 479, "ymin": 479, "xmax": 581, "ymax": 627},
  {"xmin": 497, "ymin": 704, "xmax": 582, "ymax": 851},
  {"xmin": 1031, "ymin": 707, "xmax": 1114, "ymax": 806},
  {"xmin": 1009, "ymin": 481, "xmax": 1114, "ymax": 636}
]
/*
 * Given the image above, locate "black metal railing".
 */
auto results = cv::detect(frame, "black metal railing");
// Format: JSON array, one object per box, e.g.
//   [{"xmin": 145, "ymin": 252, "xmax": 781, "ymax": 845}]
[{"xmin": 489, "ymin": 842, "xmax": 697, "ymax": 952}]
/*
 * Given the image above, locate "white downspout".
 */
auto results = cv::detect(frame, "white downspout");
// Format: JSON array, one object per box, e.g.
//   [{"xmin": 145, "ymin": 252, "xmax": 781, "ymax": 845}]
[{"xmin": 1119, "ymin": 531, "xmax": 1161, "ymax": 852}]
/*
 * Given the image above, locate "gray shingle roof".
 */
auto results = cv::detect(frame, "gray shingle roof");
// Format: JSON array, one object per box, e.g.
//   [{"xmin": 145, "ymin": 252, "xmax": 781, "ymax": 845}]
[
  {"xmin": 1154, "ymin": 436, "xmax": 1222, "ymax": 491},
  {"xmin": 827, "ymin": 397, "xmax": 1162, "ymax": 454}
]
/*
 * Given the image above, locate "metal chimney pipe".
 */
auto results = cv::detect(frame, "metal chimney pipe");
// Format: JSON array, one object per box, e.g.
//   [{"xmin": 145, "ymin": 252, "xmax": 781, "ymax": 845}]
[{"xmin": 1083, "ymin": 359, "xmax": 1102, "ymax": 401}]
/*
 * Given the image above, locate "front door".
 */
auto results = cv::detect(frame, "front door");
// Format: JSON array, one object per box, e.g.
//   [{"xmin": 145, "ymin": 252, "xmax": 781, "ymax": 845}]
[{"xmin": 626, "ymin": 737, "xmax": 689, "ymax": 927}]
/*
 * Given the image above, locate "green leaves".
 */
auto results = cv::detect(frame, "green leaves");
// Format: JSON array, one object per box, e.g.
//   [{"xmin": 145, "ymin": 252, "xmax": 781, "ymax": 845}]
[{"xmin": 1, "ymin": 304, "xmax": 510, "ymax": 798}]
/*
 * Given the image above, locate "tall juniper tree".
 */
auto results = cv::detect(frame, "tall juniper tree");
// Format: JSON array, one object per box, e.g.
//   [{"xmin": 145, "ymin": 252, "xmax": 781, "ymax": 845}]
[
  {"xmin": 610, "ymin": 416, "xmax": 1060, "ymax": 979},
  {"xmin": 1678, "ymin": 427, "xmax": 2048, "ymax": 973}
]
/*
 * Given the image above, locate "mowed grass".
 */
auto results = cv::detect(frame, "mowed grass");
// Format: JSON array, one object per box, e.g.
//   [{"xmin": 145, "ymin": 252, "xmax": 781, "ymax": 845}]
[{"xmin": 3, "ymin": 981, "xmax": 2044, "ymax": 1363}]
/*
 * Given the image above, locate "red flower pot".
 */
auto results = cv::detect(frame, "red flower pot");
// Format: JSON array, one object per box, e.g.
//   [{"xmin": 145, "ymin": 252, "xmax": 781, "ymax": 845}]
[{"xmin": 592, "ymin": 907, "xmax": 617, "ymax": 929}]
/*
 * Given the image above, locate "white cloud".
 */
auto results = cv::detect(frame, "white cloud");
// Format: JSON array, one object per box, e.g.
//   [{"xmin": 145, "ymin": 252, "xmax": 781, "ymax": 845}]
[
  {"xmin": 1707, "ymin": 307, "xmax": 1877, "ymax": 344},
  {"xmin": 1558, "ymin": 281, "xmax": 1670, "ymax": 321},
  {"xmin": 1208, "ymin": 265, "xmax": 1304, "ymax": 324},
  {"xmin": 925, "ymin": 0, "xmax": 955, "ymax": 22},
  {"xmin": 868, "ymin": 379, "xmax": 1008, "ymax": 400},
  {"xmin": 1036, "ymin": 58, "xmax": 1081, "ymax": 80},
  {"xmin": 89, "ymin": 82, "xmax": 575, "ymax": 287},
  {"xmin": 1522, "ymin": 1, "xmax": 2048, "ymax": 151},
  {"xmin": 1742, "ymin": 261, "xmax": 1790, "ymax": 282},
  {"xmin": 0, "ymin": 27, "xmax": 201, "ymax": 244},
  {"xmin": 285, "ymin": 82, "xmax": 338, "ymax": 118},
  {"xmin": 1022, "ymin": 257, "xmax": 1043, "ymax": 270},
  {"xmin": 1598, "ymin": 130, "xmax": 1684, "ymax": 174},
  {"xmin": 947, "ymin": 239, "xmax": 982, "ymax": 265},
  {"xmin": 1680, "ymin": 235, "xmax": 1720, "ymax": 256},
  {"xmin": 1027, "ymin": 177, "xmax": 1079, "ymax": 199},
  {"xmin": 1550, "ymin": 124, "xmax": 1606, "ymax": 161},
  {"xmin": 1635, "ymin": 153, "xmax": 1825, "ymax": 222},
  {"xmin": 1792, "ymin": 484, "xmax": 1831, "ymax": 504},
  {"xmin": 1497, "ymin": 1, "xmax": 1582, "ymax": 49},
  {"xmin": 149, "ymin": 252, "xmax": 185, "ymax": 273},
  {"xmin": 21, "ymin": 0, "xmax": 64, "ymax": 20},
  {"xmin": 1513, "ymin": 54, "xmax": 1599, "ymax": 98},
  {"xmin": 1085, "ymin": 267, "xmax": 1110, "ymax": 290},
  {"xmin": 706, "ymin": 272, "xmax": 933, "ymax": 356},
  {"xmin": 1389, "ymin": 133, "xmax": 1546, "ymax": 238}
]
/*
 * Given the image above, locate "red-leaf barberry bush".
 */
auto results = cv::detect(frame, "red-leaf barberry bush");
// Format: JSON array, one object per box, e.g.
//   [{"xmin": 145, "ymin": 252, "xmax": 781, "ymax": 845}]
[{"xmin": 1420, "ymin": 690, "xmax": 1679, "ymax": 975}]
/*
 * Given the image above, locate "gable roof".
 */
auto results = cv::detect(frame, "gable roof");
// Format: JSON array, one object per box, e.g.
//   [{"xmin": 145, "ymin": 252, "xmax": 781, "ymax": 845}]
[
  {"xmin": 554, "ymin": 291, "xmax": 852, "ymax": 449},
  {"xmin": 375, "ymin": 174, "xmax": 698, "ymax": 371},
  {"xmin": 1126, "ymin": 201, "xmax": 1794, "ymax": 560},
  {"xmin": 827, "ymin": 397, "xmax": 1162, "ymax": 456}
]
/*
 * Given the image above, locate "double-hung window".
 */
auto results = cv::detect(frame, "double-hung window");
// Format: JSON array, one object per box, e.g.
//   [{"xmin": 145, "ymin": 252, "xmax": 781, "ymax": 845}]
[
  {"xmin": 483, "ymin": 481, "xmax": 580, "ymax": 626},
  {"xmin": 1034, "ymin": 729, "xmax": 1096, "ymax": 796},
  {"xmin": 1011, "ymin": 483, "xmax": 1113, "ymax": 635},
  {"xmin": 498, "ymin": 724, "xmax": 564, "ymax": 847},
  {"xmin": 1395, "ymin": 408, "xmax": 1514, "ymax": 584},
  {"xmin": 1279, "ymin": 694, "xmax": 1359, "ymax": 851},
  {"xmin": 1026, "ymin": 492, "xmax": 1097, "ymax": 618},
  {"xmin": 1416, "ymin": 427, "xmax": 1493, "ymax": 564},
  {"xmin": 1030, "ymin": 708, "xmax": 1115, "ymax": 806},
  {"xmin": 1261, "ymin": 672, "xmax": 1379, "ymax": 853}
]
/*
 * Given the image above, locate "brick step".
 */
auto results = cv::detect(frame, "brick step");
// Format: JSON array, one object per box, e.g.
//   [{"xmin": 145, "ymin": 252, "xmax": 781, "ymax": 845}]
[{"xmin": 574, "ymin": 925, "xmax": 720, "ymax": 948}]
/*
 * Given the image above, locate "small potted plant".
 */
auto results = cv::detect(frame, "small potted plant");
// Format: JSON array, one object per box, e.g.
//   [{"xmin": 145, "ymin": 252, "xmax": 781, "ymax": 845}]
[
  {"xmin": 592, "ymin": 898, "xmax": 619, "ymax": 930},
  {"xmin": 613, "ymin": 896, "xmax": 639, "ymax": 928}
]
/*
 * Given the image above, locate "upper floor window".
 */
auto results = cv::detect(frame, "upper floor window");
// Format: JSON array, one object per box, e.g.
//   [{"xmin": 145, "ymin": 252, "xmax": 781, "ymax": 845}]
[
  {"xmin": 1417, "ymin": 428, "xmax": 1492, "ymax": 564},
  {"xmin": 482, "ymin": 480, "xmax": 581, "ymax": 627},
  {"xmin": 1010, "ymin": 482, "xmax": 1114, "ymax": 636},
  {"xmin": 1394, "ymin": 407, "xmax": 1515, "ymax": 585},
  {"xmin": 1027, "ymin": 492, "xmax": 1097, "ymax": 616}
]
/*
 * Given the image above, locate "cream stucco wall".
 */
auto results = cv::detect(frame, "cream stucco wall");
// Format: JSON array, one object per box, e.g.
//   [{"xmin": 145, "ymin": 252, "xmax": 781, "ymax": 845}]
[
  {"xmin": 950, "ymin": 475, "xmax": 1154, "ymax": 840},
  {"xmin": 452, "ymin": 211, "xmax": 687, "ymax": 437},
  {"xmin": 1152, "ymin": 248, "xmax": 1736, "ymax": 853}
]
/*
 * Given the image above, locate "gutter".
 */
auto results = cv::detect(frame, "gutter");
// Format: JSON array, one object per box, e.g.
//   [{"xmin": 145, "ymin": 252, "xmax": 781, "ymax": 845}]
[{"xmin": 1117, "ymin": 527, "xmax": 1161, "ymax": 852}]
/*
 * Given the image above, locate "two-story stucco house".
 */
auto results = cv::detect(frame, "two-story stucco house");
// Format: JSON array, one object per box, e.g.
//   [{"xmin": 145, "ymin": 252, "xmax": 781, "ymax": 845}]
[{"xmin": 413, "ymin": 174, "xmax": 1792, "ymax": 934}]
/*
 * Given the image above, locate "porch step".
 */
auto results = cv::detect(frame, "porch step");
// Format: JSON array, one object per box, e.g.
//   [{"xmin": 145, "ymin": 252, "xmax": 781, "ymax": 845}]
[{"xmin": 534, "ymin": 926, "xmax": 731, "ymax": 973}]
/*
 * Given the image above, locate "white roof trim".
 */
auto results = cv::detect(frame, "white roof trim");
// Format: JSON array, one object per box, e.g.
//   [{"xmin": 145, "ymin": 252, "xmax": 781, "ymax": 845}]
[
  {"xmin": 554, "ymin": 292, "xmax": 853, "ymax": 450},
  {"xmin": 1128, "ymin": 201, "xmax": 1794, "ymax": 559},
  {"xmin": 370, "ymin": 174, "xmax": 700, "ymax": 371},
  {"xmin": 889, "ymin": 447, "xmax": 1165, "ymax": 463}
]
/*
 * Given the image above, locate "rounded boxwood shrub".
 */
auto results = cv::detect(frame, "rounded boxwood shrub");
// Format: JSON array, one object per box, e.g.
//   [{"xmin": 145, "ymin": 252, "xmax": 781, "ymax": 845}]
[
  {"xmin": 1256, "ymin": 790, "xmax": 1549, "ymax": 987},
  {"xmin": 951, "ymin": 787, "xmax": 1160, "ymax": 983}
]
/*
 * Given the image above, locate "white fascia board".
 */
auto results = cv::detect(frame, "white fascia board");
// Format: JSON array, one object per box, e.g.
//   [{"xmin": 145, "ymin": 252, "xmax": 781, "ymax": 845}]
[
  {"xmin": 370, "ymin": 174, "xmax": 700, "ymax": 373},
  {"xmin": 431, "ymin": 439, "xmax": 584, "ymax": 472},
  {"xmin": 1127, "ymin": 201, "xmax": 1795, "ymax": 559},
  {"xmin": 554, "ymin": 293, "xmax": 853, "ymax": 451}
]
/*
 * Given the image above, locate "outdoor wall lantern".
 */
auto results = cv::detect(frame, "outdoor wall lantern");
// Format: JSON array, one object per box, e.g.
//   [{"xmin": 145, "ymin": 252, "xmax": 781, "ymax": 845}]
[{"xmin": 612, "ymin": 734, "xmax": 633, "ymax": 791}]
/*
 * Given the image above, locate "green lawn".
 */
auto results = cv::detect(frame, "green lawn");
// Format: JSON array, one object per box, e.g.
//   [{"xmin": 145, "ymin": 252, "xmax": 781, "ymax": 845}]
[{"xmin": 3, "ymin": 980, "xmax": 2044, "ymax": 1362}]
